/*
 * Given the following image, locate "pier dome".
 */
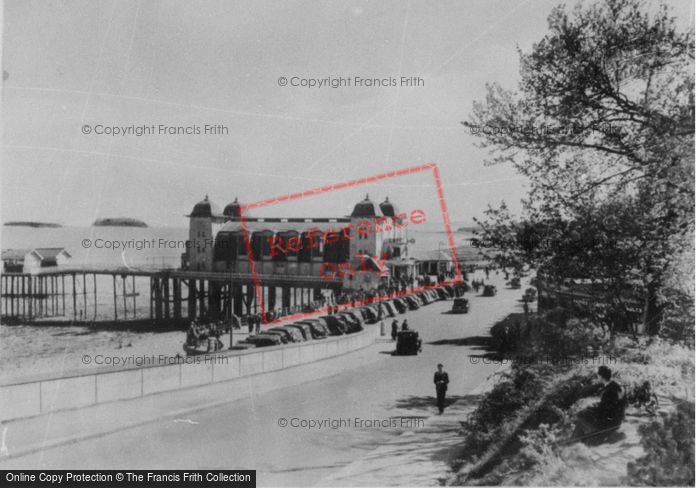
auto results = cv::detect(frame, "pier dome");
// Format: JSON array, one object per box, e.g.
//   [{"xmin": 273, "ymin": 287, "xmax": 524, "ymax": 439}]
[
  {"xmin": 223, "ymin": 197, "xmax": 241, "ymax": 218},
  {"xmin": 189, "ymin": 195, "xmax": 220, "ymax": 218},
  {"xmin": 351, "ymin": 194, "xmax": 381, "ymax": 218},
  {"xmin": 379, "ymin": 197, "xmax": 399, "ymax": 217}
]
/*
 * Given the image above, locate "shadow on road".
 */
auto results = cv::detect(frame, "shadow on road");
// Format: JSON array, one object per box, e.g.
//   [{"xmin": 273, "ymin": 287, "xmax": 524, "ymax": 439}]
[
  {"xmin": 391, "ymin": 395, "xmax": 460, "ymax": 413},
  {"xmin": 425, "ymin": 335, "xmax": 503, "ymax": 360}
]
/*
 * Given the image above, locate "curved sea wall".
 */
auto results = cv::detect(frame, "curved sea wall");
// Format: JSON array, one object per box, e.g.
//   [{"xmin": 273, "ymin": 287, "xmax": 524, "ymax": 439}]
[{"xmin": 0, "ymin": 324, "xmax": 380, "ymax": 422}]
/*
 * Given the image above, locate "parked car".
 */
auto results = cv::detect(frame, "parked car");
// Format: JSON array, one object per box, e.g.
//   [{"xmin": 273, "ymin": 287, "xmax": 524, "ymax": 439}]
[
  {"xmin": 347, "ymin": 309, "xmax": 365, "ymax": 325},
  {"xmin": 395, "ymin": 330, "xmax": 422, "ymax": 355},
  {"xmin": 245, "ymin": 334, "xmax": 282, "ymax": 347},
  {"xmin": 275, "ymin": 325, "xmax": 306, "ymax": 342},
  {"xmin": 435, "ymin": 287, "xmax": 448, "ymax": 300},
  {"xmin": 483, "ymin": 285, "xmax": 497, "ymax": 297},
  {"xmin": 265, "ymin": 326, "xmax": 297, "ymax": 343},
  {"xmin": 321, "ymin": 315, "xmax": 347, "ymax": 335},
  {"xmin": 509, "ymin": 277, "xmax": 522, "ymax": 289},
  {"xmin": 454, "ymin": 283, "xmax": 469, "ymax": 296},
  {"xmin": 288, "ymin": 322, "xmax": 314, "ymax": 340},
  {"xmin": 392, "ymin": 298, "xmax": 408, "ymax": 313},
  {"xmin": 359, "ymin": 306, "xmax": 379, "ymax": 324},
  {"xmin": 338, "ymin": 312, "xmax": 363, "ymax": 333},
  {"xmin": 451, "ymin": 297, "xmax": 470, "ymax": 313},
  {"xmin": 417, "ymin": 292, "xmax": 430, "ymax": 305},
  {"xmin": 379, "ymin": 301, "xmax": 399, "ymax": 317},
  {"xmin": 260, "ymin": 330, "xmax": 289, "ymax": 344},
  {"xmin": 405, "ymin": 295, "xmax": 421, "ymax": 310},
  {"xmin": 298, "ymin": 319, "xmax": 330, "ymax": 338}
]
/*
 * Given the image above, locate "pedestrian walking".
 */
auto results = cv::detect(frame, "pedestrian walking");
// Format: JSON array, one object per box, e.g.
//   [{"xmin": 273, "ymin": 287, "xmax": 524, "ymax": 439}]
[
  {"xmin": 401, "ymin": 319, "xmax": 409, "ymax": 331},
  {"xmin": 434, "ymin": 364, "xmax": 449, "ymax": 414},
  {"xmin": 391, "ymin": 320, "xmax": 399, "ymax": 341}
]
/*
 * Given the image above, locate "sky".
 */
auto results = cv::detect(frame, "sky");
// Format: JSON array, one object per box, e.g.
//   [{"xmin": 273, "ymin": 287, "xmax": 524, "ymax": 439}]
[{"xmin": 1, "ymin": 0, "xmax": 694, "ymax": 227}]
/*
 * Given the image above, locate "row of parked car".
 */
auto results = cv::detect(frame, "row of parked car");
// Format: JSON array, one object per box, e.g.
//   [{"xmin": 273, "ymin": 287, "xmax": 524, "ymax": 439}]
[{"xmin": 236, "ymin": 284, "xmax": 466, "ymax": 349}]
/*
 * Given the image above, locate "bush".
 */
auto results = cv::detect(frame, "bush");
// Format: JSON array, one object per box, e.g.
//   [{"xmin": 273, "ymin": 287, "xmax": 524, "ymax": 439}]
[
  {"xmin": 463, "ymin": 366, "xmax": 546, "ymax": 462},
  {"xmin": 659, "ymin": 289, "xmax": 694, "ymax": 346},
  {"xmin": 625, "ymin": 401, "xmax": 695, "ymax": 486},
  {"xmin": 490, "ymin": 308, "xmax": 606, "ymax": 360},
  {"xmin": 490, "ymin": 313, "xmax": 529, "ymax": 355}
]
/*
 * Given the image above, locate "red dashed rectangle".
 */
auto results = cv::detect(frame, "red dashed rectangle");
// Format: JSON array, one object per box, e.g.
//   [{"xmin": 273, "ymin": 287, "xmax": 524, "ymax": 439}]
[{"xmin": 239, "ymin": 163, "xmax": 462, "ymax": 325}]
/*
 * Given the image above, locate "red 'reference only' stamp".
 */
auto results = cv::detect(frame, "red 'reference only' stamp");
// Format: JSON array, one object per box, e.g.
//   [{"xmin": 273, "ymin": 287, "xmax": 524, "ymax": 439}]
[{"xmin": 238, "ymin": 163, "xmax": 462, "ymax": 325}]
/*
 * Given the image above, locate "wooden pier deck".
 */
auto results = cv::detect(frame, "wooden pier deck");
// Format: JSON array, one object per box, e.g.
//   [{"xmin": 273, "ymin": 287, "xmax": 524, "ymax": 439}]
[{"xmin": 1, "ymin": 266, "xmax": 342, "ymax": 326}]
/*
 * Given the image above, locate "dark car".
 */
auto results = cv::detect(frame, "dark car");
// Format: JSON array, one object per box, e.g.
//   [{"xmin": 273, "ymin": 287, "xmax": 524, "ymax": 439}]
[
  {"xmin": 377, "ymin": 301, "xmax": 395, "ymax": 318},
  {"xmin": 246, "ymin": 334, "xmax": 282, "ymax": 347},
  {"xmin": 264, "ymin": 327, "xmax": 296, "ymax": 342},
  {"xmin": 483, "ymin": 285, "xmax": 497, "ymax": 297},
  {"xmin": 509, "ymin": 277, "xmax": 522, "ymax": 289},
  {"xmin": 338, "ymin": 312, "xmax": 363, "ymax": 333},
  {"xmin": 347, "ymin": 309, "xmax": 365, "ymax": 325},
  {"xmin": 451, "ymin": 297, "xmax": 470, "ymax": 313},
  {"xmin": 320, "ymin": 315, "xmax": 347, "ymax": 335},
  {"xmin": 417, "ymin": 292, "xmax": 430, "ymax": 305},
  {"xmin": 384, "ymin": 301, "xmax": 400, "ymax": 317},
  {"xmin": 392, "ymin": 298, "xmax": 408, "ymax": 313},
  {"xmin": 279, "ymin": 325, "xmax": 306, "ymax": 342},
  {"xmin": 454, "ymin": 283, "xmax": 469, "ymax": 296},
  {"xmin": 260, "ymin": 329, "xmax": 289, "ymax": 343},
  {"xmin": 359, "ymin": 306, "xmax": 379, "ymax": 324},
  {"xmin": 435, "ymin": 287, "xmax": 448, "ymax": 300},
  {"xmin": 395, "ymin": 330, "xmax": 422, "ymax": 355},
  {"xmin": 299, "ymin": 319, "xmax": 330, "ymax": 338},
  {"xmin": 405, "ymin": 295, "xmax": 421, "ymax": 310},
  {"xmin": 288, "ymin": 322, "xmax": 314, "ymax": 340}
]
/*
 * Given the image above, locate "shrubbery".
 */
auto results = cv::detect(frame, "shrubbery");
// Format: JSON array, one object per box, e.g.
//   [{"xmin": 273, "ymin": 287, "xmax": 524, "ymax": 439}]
[
  {"xmin": 490, "ymin": 308, "xmax": 608, "ymax": 360},
  {"xmin": 625, "ymin": 401, "xmax": 695, "ymax": 486}
]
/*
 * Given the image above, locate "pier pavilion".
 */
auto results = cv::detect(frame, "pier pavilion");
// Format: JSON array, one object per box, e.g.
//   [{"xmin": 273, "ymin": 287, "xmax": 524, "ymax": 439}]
[{"xmin": 0, "ymin": 195, "xmax": 418, "ymax": 326}]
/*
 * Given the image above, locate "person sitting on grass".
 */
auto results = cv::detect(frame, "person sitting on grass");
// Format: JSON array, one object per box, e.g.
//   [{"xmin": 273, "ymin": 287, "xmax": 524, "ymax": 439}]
[{"xmin": 571, "ymin": 366, "xmax": 625, "ymax": 442}]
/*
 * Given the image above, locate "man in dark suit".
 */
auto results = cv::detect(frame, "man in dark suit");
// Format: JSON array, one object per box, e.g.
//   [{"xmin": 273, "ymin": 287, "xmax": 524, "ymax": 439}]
[
  {"xmin": 572, "ymin": 366, "xmax": 625, "ymax": 441},
  {"xmin": 433, "ymin": 364, "xmax": 449, "ymax": 414}
]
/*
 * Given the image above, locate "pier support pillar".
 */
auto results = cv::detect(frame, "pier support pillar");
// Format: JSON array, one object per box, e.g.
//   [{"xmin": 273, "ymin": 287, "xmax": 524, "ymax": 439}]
[
  {"xmin": 282, "ymin": 286, "xmax": 291, "ymax": 311},
  {"xmin": 198, "ymin": 280, "xmax": 206, "ymax": 320},
  {"xmin": 233, "ymin": 285, "xmax": 243, "ymax": 317},
  {"xmin": 187, "ymin": 279, "xmax": 196, "ymax": 320},
  {"xmin": 173, "ymin": 279, "xmax": 182, "ymax": 319},
  {"xmin": 268, "ymin": 286, "xmax": 276, "ymax": 312},
  {"xmin": 163, "ymin": 277, "xmax": 170, "ymax": 320},
  {"xmin": 154, "ymin": 277, "xmax": 163, "ymax": 322},
  {"xmin": 72, "ymin": 274, "xmax": 78, "ymax": 321},
  {"xmin": 208, "ymin": 281, "xmax": 220, "ymax": 319}
]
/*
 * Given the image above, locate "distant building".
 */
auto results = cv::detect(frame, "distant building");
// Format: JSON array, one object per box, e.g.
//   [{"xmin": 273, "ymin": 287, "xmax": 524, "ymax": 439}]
[
  {"xmin": 1, "ymin": 248, "xmax": 71, "ymax": 274},
  {"xmin": 414, "ymin": 249, "xmax": 455, "ymax": 276},
  {"xmin": 181, "ymin": 195, "xmax": 416, "ymax": 290}
]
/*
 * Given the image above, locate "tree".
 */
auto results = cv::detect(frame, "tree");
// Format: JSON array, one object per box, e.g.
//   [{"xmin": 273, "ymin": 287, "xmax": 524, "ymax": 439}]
[{"xmin": 465, "ymin": 0, "xmax": 694, "ymax": 334}]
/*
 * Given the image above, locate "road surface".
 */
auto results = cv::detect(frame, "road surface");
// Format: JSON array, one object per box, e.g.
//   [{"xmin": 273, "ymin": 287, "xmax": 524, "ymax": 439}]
[{"xmin": 1, "ymin": 273, "xmax": 525, "ymax": 486}]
